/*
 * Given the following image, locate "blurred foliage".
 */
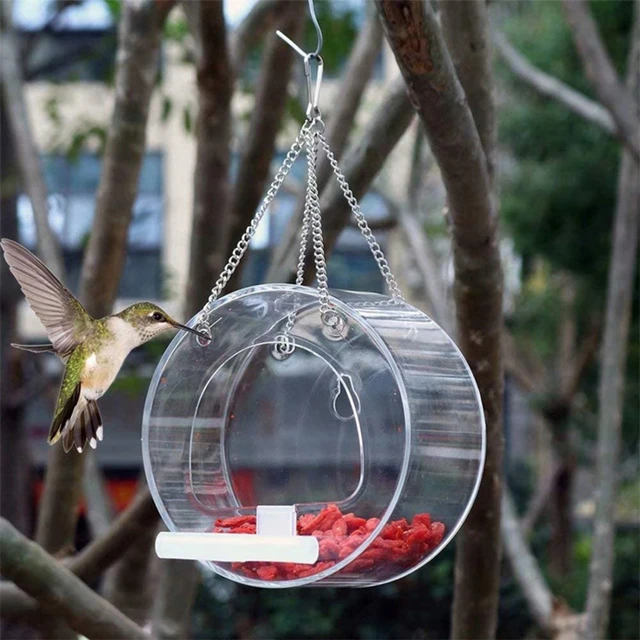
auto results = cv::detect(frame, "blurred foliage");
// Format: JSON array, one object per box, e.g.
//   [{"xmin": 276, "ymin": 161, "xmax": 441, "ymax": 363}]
[
  {"xmin": 499, "ymin": 0, "xmax": 638, "ymax": 443},
  {"xmin": 499, "ymin": 0, "xmax": 633, "ymax": 290}
]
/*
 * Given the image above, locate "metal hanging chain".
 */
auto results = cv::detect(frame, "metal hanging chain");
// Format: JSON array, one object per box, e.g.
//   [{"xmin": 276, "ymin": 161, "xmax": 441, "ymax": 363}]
[
  {"xmin": 196, "ymin": 123, "xmax": 311, "ymax": 334},
  {"xmin": 198, "ymin": 0, "xmax": 404, "ymax": 344},
  {"xmin": 318, "ymin": 134, "xmax": 405, "ymax": 303},
  {"xmin": 305, "ymin": 125, "xmax": 332, "ymax": 316}
]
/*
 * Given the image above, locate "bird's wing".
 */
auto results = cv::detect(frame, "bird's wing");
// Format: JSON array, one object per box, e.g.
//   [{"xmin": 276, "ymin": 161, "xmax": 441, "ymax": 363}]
[{"xmin": 1, "ymin": 239, "xmax": 92, "ymax": 356}]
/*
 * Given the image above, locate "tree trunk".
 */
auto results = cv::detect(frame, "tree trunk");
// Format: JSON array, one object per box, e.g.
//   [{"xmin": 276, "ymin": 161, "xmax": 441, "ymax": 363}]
[
  {"xmin": 266, "ymin": 8, "xmax": 384, "ymax": 283},
  {"xmin": 376, "ymin": 3, "xmax": 504, "ymax": 638},
  {"xmin": 0, "ymin": 1, "xmax": 64, "ymax": 278},
  {"xmin": 583, "ymin": 10, "xmax": 639, "ymax": 634},
  {"xmin": 34, "ymin": 0, "xmax": 171, "ymax": 563},
  {"xmin": 226, "ymin": 2, "xmax": 304, "ymax": 292},
  {"xmin": 184, "ymin": 0, "xmax": 233, "ymax": 317},
  {"xmin": 0, "ymin": 88, "xmax": 40, "ymax": 640}
]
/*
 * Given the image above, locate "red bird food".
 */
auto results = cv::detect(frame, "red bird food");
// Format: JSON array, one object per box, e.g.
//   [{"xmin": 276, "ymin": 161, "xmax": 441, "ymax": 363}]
[{"xmin": 213, "ymin": 504, "xmax": 445, "ymax": 581}]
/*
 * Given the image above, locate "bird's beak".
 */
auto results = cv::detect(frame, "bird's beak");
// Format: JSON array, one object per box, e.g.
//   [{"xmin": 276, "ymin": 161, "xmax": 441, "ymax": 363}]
[{"xmin": 172, "ymin": 321, "xmax": 208, "ymax": 340}]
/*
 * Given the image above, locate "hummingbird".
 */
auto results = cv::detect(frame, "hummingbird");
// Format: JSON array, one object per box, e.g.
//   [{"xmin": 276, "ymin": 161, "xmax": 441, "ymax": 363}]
[{"xmin": 1, "ymin": 238, "xmax": 205, "ymax": 454}]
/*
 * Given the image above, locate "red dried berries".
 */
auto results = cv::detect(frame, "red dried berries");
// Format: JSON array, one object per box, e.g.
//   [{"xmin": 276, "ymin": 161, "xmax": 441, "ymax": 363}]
[{"xmin": 214, "ymin": 505, "xmax": 445, "ymax": 581}]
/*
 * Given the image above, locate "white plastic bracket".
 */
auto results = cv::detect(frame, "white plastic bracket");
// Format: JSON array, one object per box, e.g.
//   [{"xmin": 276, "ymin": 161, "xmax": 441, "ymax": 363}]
[
  {"xmin": 257, "ymin": 505, "xmax": 297, "ymax": 536},
  {"xmin": 154, "ymin": 505, "xmax": 319, "ymax": 565}
]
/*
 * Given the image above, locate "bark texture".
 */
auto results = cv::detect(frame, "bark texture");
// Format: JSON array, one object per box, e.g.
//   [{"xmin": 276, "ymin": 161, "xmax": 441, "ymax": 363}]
[
  {"xmin": 561, "ymin": 0, "xmax": 639, "ymax": 162},
  {"xmin": 0, "ymin": 518, "xmax": 150, "ymax": 640},
  {"xmin": 440, "ymin": 0, "xmax": 497, "ymax": 184},
  {"xmin": 376, "ymin": 2, "xmax": 504, "ymax": 638},
  {"xmin": 225, "ymin": 2, "xmax": 304, "ymax": 292},
  {"xmin": 185, "ymin": 0, "xmax": 233, "ymax": 317},
  {"xmin": 583, "ymin": 13, "xmax": 639, "ymax": 635},
  {"xmin": 266, "ymin": 8, "xmax": 384, "ymax": 283}
]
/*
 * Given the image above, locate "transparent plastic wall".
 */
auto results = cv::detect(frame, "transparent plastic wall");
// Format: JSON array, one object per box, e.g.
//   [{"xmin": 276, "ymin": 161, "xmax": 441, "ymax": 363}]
[{"xmin": 143, "ymin": 285, "xmax": 485, "ymax": 587}]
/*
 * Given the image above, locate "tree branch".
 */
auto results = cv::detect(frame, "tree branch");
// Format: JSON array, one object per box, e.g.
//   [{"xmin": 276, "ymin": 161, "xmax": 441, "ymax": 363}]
[
  {"xmin": 230, "ymin": 0, "xmax": 288, "ymax": 73},
  {"xmin": 0, "ymin": 2, "xmax": 64, "ymax": 278},
  {"xmin": 34, "ymin": 0, "xmax": 170, "ymax": 559},
  {"xmin": 584, "ymin": 8, "xmax": 640, "ymax": 635},
  {"xmin": 102, "ymin": 479, "xmax": 157, "ymax": 626},
  {"xmin": 184, "ymin": 0, "xmax": 233, "ymax": 316},
  {"xmin": 226, "ymin": 2, "xmax": 304, "ymax": 292},
  {"xmin": 493, "ymin": 31, "xmax": 616, "ymax": 136},
  {"xmin": 0, "ymin": 518, "xmax": 150, "ymax": 640},
  {"xmin": 266, "ymin": 7, "xmax": 384, "ymax": 283},
  {"xmin": 561, "ymin": 0, "xmax": 640, "ymax": 162},
  {"xmin": 398, "ymin": 210, "xmax": 453, "ymax": 331},
  {"xmin": 501, "ymin": 489, "xmax": 554, "ymax": 634},
  {"xmin": 0, "ymin": 488, "xmax": 158, "ymax": 620},
  {"xmin": 151, "ymin": 558, "xmax": 200, "ymax": 639}
]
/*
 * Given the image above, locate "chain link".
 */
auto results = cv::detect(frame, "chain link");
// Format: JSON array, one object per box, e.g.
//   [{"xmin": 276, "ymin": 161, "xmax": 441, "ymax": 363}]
[
  {"xmin": 304, "ymin": 124, "xmax": 332, "ymax": 316},
  {"xmin": 318, "ymin": 134, "xmax": 405, "ymax": 303},
  {"xmin": 197, "ymin": 115, "xmax": 405, "ymax": 339},
  {"xmin": 197, "ymin": 123, "xmax": 311, "ymax": 328}
]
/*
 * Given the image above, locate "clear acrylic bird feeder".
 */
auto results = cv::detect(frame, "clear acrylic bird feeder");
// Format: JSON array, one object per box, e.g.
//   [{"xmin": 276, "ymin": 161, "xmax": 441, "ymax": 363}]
[{"xmin": 142, "ymin": 7, "xmax": 485, "ymax": 589}]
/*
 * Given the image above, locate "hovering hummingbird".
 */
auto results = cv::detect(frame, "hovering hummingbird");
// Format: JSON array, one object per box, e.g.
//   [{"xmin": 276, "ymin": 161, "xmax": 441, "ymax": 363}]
[{"xmin": 1, "ymin": 238, "xmax": 205, "ymax": 454}]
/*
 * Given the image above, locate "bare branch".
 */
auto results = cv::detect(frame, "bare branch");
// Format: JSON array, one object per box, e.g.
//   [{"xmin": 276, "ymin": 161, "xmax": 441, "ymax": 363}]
[
  {"xmin": 102, "ymin": 480, "xmax": 157, "ymax": 626},
  {"xmin": 521, "ymin": 460, "xmax": 561, "ymax": 537},
  {"xmin": 266, "ymin": 8, "xmax": 384, "ymax": 283},
  {"xmin": 151, "ymin": 558, "xmax": 200, "ymax": 639},
  {"xmin": 0, "ymin": 518, "xmax": 150, "ymax": 640},
  {"xmin": 184, "ymin": 0, "xmax": 233, "ymax": 316},
  {"xmin": 226, "ymin": 2, "xmax": 304, "ymax": 291},
  {"xmin": 230, "ymin": 0, "xmax": 288, "ymax": 72},
  {"xmin": 584, "ymin": 9, "xmax": 640, "ymax": 634},
  {"xmin": 398, "ymin": 210, "xmax": 453, "ymax": 331},
  {"xmin": 561, "ymin": 0, "xmax": 640, "ymax": 162},
  {"xmin": 0, "ymin": 489, "xmax": 158, "ymax": 621},
  {"xmin": 561, "ymin": 317, "xmax": 600, "ymax": 402},
  {"xmin": 82, "ymin": 450, "xmax": 114, "ymax": 539},
  {"xmin": 501, "ymin": 489, "xmax": 554, "ymax": 634},
  {"xmin": 0, "ymin": 3, "xmax": 64, "ymax": 277},
  {"xmin": 494, "ymin": 31, "xmax": 616, "ymax": 136}
]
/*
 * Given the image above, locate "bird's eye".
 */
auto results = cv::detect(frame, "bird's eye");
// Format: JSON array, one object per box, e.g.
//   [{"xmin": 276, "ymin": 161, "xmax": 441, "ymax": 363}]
[{"xmin": 152, "ymin": 312, "xmax": 164, "ymax": 322}]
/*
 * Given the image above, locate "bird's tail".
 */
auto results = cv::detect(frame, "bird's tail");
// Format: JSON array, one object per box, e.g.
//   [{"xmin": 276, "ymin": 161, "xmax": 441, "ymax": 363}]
[{"xmin": 48, "ymin": 387, "xmax": 103, "ymax": 453}]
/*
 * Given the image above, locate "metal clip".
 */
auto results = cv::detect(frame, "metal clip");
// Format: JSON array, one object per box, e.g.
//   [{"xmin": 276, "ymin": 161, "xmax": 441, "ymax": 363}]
[{"xmin": 276, "ymin": 0, "xmax": 324, "ymax": 120}]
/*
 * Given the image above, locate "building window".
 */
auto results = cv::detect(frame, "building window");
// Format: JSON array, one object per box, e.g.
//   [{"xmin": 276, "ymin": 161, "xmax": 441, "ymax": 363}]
[{"xmin": 18, "ymin": 152, "xmax": 164, "ymax": 299}]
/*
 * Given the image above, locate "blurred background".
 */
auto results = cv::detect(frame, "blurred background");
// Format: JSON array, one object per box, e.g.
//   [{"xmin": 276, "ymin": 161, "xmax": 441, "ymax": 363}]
[{"xmin": 0, "ymin": 0, "xmax": 637, "ymax": 638}]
